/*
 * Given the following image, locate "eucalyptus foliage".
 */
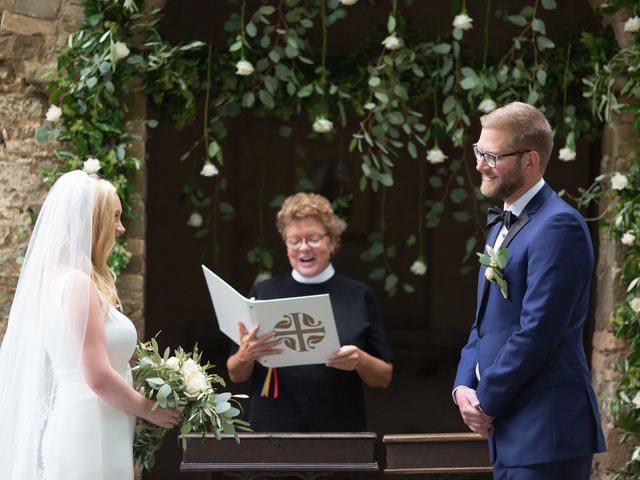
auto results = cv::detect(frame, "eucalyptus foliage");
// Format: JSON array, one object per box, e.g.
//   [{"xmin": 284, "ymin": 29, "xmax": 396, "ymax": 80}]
[
  {"xmin": 37, "ymin": 0, "xmax": 203, "ymax": 273},
  {"xmin": 186, "ymin": 0, "xmax": 607, "ymax": 295}
]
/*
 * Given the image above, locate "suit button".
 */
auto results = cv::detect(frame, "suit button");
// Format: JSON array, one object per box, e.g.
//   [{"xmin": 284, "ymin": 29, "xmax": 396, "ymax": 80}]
[{"xmin": 478, "ymin": 329, "xmax": 484, "ymax": 338}]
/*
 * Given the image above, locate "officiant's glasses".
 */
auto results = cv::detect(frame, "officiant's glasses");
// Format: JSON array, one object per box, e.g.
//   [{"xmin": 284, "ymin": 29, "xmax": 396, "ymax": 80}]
[
  {"xmin": 285, "ymin": 233, "xmax": 329, "ymax": 249},
  {"xmin": 472, "ymin": 143, "xmax": 530, "ymax": 168}
]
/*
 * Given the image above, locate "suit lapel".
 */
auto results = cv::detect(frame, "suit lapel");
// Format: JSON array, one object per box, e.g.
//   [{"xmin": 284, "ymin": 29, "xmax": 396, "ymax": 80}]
[{"xmin": 475, "ymin": 183, "xmax": 554, "ymax": 324}]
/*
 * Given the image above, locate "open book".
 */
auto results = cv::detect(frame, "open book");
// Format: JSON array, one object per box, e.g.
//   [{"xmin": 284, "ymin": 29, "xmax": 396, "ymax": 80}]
[{"xmin": 202, "ymin": 266, "xmax": 341, "ymax": 368}]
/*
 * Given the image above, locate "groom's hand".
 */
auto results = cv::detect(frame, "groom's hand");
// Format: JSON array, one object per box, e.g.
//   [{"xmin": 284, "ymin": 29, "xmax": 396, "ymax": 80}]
[{"xmin": 455, "ymin": 387, "xmax": 494, "ymax": 438}]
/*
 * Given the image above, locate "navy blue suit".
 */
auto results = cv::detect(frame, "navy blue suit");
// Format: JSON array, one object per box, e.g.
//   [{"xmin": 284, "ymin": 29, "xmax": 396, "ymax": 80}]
[{"xmin": 454, "ymin": 183, "xmax": 606, "ymax": 472}]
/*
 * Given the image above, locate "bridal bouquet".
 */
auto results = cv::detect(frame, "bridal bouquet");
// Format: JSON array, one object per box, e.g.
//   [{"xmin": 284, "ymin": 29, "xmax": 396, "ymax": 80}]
[{"xmin": 133, "ymin": 338, "xmax": 251, "ymax": 471}]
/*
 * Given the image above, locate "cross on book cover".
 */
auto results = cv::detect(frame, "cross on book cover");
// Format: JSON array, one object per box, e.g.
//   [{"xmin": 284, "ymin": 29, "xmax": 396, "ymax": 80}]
[{"xmin": 202, "ymin": 266, "xmax": 341, "ymax": 368}]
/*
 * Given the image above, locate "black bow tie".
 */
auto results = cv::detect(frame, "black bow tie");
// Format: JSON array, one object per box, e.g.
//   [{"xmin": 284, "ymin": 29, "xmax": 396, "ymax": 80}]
[{"xmin": 487, "ymin": 207, "xmax": 518, "ymax": 230}]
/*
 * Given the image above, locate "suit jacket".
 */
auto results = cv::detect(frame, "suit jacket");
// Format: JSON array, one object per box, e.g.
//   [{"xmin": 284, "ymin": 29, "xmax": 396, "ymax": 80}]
[{"xmin": 453, "ymin": 183, "xmax": 606, "ymax": 466}]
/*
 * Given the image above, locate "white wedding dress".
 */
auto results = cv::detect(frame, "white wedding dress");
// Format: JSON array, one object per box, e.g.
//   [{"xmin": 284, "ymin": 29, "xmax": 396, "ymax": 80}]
[{"xmin": 42, "ymin": 305, "xmax": 137, "ymax": 480}]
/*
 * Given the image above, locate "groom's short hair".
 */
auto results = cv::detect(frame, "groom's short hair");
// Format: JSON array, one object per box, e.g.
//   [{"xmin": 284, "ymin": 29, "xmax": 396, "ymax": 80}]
[{"xmin": 480, "ymin": 101, "xmax": 554, "ymax": 173}]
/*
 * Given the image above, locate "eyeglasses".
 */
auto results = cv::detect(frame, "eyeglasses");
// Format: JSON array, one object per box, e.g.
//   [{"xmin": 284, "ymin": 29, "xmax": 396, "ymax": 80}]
[
  {"xmin": 285, "ymin": 233, "xmax": 329, "ymax": 249},
  {"xmin": 472, "ymin": 143, "xmax": 529, "ymax": 168}
]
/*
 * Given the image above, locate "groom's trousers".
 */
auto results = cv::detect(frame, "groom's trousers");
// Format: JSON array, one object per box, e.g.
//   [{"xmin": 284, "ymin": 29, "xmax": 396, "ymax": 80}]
[{"xmin": 492, "ymin": 454, "xmax": 592, "ymax": 480}]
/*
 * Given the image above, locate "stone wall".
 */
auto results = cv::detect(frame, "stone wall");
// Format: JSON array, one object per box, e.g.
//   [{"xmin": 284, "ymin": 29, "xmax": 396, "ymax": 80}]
[
  {"xmin": 0, "ymin": 0, "xmax": 147, "ymax": 339},
  {"xmin": 590, "ymin": 8, "xmax": 638, "ymax": 480}
]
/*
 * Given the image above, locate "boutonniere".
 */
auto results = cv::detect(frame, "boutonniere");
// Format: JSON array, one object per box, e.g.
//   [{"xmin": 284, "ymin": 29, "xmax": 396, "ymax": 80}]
[{"xmin": 477, "ymin": 246, "xmax": 509, "ymax": 299}]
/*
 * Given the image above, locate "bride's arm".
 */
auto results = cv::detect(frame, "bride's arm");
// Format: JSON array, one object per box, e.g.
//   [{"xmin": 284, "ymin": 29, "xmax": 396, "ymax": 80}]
[{"xmin": 81, "ymin": 283, "xmax": 181, "ymax": 428}]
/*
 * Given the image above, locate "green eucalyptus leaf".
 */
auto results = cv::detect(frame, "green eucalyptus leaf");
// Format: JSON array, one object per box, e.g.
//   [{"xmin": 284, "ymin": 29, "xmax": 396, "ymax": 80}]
[
  {"xmin": 541, "ymin": 0, "xmax": 557, "ymax": 9},
  {"xmin": 507, "ymin": 15, "xmax": 527, "ymax": 26},
  {"xmin": 536, "ymin": 36, "xmax": 555, "ymax": 50},
  {"xmin": 531, "ymin": 18, "xmax": 546, "ymax": 34},
  {"xmin": 258, "ymin": 89, "xmax": 275, "ymax": 109},
  {"xmin": 387, "ymin": 15, "xmax": 396, "ymax": 33},
  {"xmin": 432, "ymin": 43, "xmax": 451, "ymax": 54},
  {"xmin": 245, "ymin": 22, "xmax": 257, "ymax": 37},
  {"xmin": 369, "ymin": 267, "xmax": 386, "ymax": 280}
]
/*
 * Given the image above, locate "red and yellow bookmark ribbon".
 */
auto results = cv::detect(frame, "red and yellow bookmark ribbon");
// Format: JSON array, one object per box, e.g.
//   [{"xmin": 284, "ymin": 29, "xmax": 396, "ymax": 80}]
[{"xmin": 261, "ymin": 367, "xmax": 279, "ymax": 398}]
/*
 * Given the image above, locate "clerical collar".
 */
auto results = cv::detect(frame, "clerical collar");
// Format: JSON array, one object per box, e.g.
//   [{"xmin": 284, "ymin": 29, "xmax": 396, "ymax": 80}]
[
  {"xmin": 504, "ymin": 178, "xmax": 545, "ymax": 216},
  {"xmin": 291, "ymin": 263, "xmax": 335, "ymax": 284}
]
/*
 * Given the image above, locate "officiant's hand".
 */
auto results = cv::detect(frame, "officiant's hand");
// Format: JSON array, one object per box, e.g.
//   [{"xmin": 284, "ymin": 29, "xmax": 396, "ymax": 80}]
[
  {"xmin": 237, "ymin": 322, "xmax": 283, "ymax": 363},
  {"xmin": 326, "ymin": 345, "xmax": 362, "ymax": 371}
]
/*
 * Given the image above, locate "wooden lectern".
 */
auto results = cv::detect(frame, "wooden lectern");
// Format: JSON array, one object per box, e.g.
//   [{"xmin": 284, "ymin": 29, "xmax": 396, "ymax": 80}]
[
  {"xmin": 180, "ymin": 432, "xmax": 378, "ymax": 480},
  {"xmin": 383, "ymin": 433, "xmax": 492, "ymax": 475}
]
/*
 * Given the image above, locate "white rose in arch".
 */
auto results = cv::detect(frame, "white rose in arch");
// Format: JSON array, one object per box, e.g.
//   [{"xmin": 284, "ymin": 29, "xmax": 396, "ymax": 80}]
[
  {"xmin": 82, "ymin": 157, "xmax": 101, "ymax": 175},
  {"xmin": 453, "ymin": 13, "xmax": 473, "ymax": 31},
  {"xmin": 381, "ymin": 34, "xmax": 402, "ymax": 50},
  {"xmin": 164, "ymin": 356, "xmax": 180, "ymax": 370},
  {"xmin": 200, "ymin": 163, "xmax": 219, "ymax": 177},
  {"xmin": 630, "ymin": 297, "xmax": 640, "ymax": 314},
  {"xmin": 558, "ymin": 147, "xmax": 576, "ymax": 162},
  {"xmin": 45, "ymin": 104, "xmax": 62, "ymax": 123},
  {"xmin": 426, "ymin": 147, "xmax": 447, "ymax": 164},
  {"xmin": 611, "ymin": 172, "xmax": 629, "ymax": 190},
  {"xmin": 410, "ymin": 260, "xmax": 427, "ymax": 276},
  {"xmin": 339, "ymin": 0, "xmax": 358, "ymax": 5},
  {"xmin": 313, "ymin": 117, "xmax": 333, "ymax": 133},
  {"xmin": 187, "ymin": 212, "xmax": 203, "ymax": 228},
  {"xmin": 478, "ymin": 98, "xmax": 496, "ymax": 114},
  {"xmin": 621, "ymin": 231, "xmax": 636, "ymax": 246},
  {"xmin": 235, "ymin": 60, "xmax": 255, "ymax": 76},
  {"xmin": 113, "ymin": 41, "xmax": 130, "ymax": 60},
  {"xmin": 624, "ymin": 16, "xmax": 640, "ymax": 33}
]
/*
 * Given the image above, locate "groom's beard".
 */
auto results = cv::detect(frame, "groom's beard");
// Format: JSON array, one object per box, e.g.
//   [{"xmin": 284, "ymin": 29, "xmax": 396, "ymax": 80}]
[{"xmin": 480, "ymin": 160, "xmax": 526, "ymax": 202}]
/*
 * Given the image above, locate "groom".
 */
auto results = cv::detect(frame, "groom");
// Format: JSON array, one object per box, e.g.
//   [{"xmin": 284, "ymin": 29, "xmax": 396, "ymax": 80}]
[{"xmin": 453, "ymin": 102, "xmax": 606, "ymax": 479}]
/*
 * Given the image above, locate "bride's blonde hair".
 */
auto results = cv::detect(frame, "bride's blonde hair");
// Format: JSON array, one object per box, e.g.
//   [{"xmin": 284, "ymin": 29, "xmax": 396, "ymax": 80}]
[{"xmin": 91, "ymin": 178, "xmax": 121, "ymax": 308}]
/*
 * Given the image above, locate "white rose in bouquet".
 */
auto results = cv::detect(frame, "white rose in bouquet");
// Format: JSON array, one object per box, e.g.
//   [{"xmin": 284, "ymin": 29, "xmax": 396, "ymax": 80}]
[
  {"xmin": 164, "ymin": 356, "xmax": 180, "ymax": 370},
  {"xmin": 185, "ymin": 370, "xmax": 210, "ymax": 395},
  {"xmin": 339, "ymin": 0, "xmax": 358, "ymax": 5}
]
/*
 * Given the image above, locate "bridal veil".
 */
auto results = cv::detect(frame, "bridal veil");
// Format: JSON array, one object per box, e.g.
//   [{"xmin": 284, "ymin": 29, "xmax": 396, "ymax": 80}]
[{"xmin": 0, "ymin": 171, "xmax": 95, "ymax": 479}]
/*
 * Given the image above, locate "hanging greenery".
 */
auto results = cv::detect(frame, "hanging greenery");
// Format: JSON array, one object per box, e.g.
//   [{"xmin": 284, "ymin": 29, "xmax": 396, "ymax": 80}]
[
  {"xmin": 180, "ymin": 0, "xmax": 608, "ymax": 296},
  {"xmin": 37, "ymin": 0, "xmax": 203, "ymax": 273}
]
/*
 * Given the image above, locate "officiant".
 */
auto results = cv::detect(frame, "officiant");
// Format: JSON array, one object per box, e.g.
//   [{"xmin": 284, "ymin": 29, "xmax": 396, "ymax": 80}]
[{"xmin": 227, "ymin": 192, "xmax": 393, "ymax": 432}]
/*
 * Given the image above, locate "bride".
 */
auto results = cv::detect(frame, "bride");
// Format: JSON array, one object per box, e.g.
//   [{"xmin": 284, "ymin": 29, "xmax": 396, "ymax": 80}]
[{"xmin": 0, "ymin": 171, "xmax": 181, "ymax": 479}]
